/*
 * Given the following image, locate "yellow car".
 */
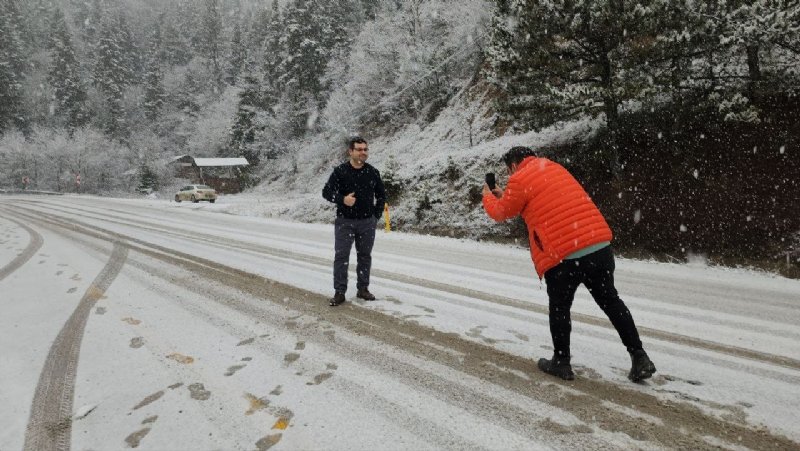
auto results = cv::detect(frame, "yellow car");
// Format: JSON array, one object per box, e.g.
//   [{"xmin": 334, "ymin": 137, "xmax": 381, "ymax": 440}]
[{"xmin": 174, "ymin": 184, "xmax": 217, "ymax": 203}]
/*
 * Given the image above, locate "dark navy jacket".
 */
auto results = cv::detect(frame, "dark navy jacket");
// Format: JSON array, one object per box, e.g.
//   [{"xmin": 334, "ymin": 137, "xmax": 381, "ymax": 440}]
[{"xmin": 322, "ymin": 161, "xmax": 386, "ymax": 219}]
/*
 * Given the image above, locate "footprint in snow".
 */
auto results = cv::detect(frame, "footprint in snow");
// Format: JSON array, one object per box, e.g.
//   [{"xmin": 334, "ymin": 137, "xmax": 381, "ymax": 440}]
[{"xmin": 225, "ymin": 364, "xmax": 246, "ymax": 376}]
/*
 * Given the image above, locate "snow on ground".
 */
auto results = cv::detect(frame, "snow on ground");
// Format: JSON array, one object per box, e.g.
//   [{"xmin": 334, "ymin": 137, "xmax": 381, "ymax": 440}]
[{"xmin": 2, "ymin": 194, "xmax": 799, "ymax": 450}]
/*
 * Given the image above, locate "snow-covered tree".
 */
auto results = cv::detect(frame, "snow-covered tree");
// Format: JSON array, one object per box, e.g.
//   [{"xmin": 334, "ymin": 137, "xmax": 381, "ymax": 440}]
[
  {"xmin": 248, "ymin": 1, "xmax": 274, "ymax": 50},
  {"xmin": 322, "ymin": 0, "xmax": 487, "ymax": 133},
  {"xmin": 93, "ymin": 16, "xmax": 129, "ymax": 139},
  {"xmin": 276, "ymin": 0, "xmax": 326, "ymax": 135},
  {"xmin": 113, "ymin": 12, "xmax": 142, "ymax": 86},
  {"xmin": 228, "ymin": 73, "xmax": 260, "ymax": 163},
  {"xmin": 226, "ymin": 23, "xmax": 246, "ymax": 85},
  {"xmin": 48, "ymin": 8, "xmax": 89, "ymax": 132},
  {"xmin": 160, "ymin": 8, "xmax": 193, "ymax": 66},
  {"xmin": 72, "ymin": 0, "xmax": 104, "ymax": 65},
  {"xmin": 143, "ymin": 26, "xmax": 166, "ymax": 121},
  {"xmin": 487, "ymin": 0, "xmax": 666, "ymax": 131},
  {"xmin": 200, "ymin": 0, "xmax": 224, "ymax": 91},
  {"xmin": 487, "ymin": 0, "xmax": 800, "ymax": 130},
  {"xmin": 177, "ymin": 0, "xmax": 203, "ymax": 54},
  {"xmin": 0, "ymin": 0, "xmax": 29, "ymax": 134},
  {"xmin": 260, "ymin": 0, "xmax": 283, "ymax": 111}
]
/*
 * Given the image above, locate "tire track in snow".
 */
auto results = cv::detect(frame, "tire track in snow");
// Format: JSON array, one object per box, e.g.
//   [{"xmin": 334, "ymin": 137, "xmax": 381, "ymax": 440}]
[
  {"xmin": 10, "ymin": 204, "xmax": 800, "ymax": 450},
  {"xmin": 12, "ymin": 200, "xmax": 800, "ymax": 373},
  {"xmin": 0, "ymin": 208, "xmax": 44, "ymax": 281},
  {"xmin": 23, "ymin": 242, "xmax": 128, "ymax": 451}
]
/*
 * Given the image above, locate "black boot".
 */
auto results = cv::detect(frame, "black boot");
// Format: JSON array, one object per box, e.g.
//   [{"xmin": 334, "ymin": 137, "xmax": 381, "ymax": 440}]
[
  {"xmin": 329, "ymin": 291, "xmax": 345, "ymax": 306},
  {"xmin": 628, "ymin": 349, "xmax": 656, "ymax": 382},
  {"xmin": 537, "ymin": 355, "xmax": 575, "ymax": 381}
]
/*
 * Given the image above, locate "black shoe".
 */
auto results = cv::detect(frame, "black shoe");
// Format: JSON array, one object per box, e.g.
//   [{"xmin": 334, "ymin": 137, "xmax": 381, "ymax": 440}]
[
  {"xmin": 537, "ymin": 356, "xmax": 575, "ymax": 381},
  {"xmin": 356, "ymin": 288, "xmax": 376, "ymax": 301},
  {"xmin": 329, "ymin": 291, "xmax": 345, "ymax": 306},
  {"xmin": 628, "ymin": 349, "xmax": 656, "ymax": 382}
]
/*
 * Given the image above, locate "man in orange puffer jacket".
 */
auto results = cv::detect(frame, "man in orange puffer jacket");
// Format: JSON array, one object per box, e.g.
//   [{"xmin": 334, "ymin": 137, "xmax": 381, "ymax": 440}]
[{"xmin": 483, "ymin": 146, "xmax": 656, "ymax": 382}]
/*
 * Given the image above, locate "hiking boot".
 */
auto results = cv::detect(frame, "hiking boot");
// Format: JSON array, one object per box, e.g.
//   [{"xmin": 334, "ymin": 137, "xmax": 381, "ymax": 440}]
[
  {"xmin": 537, "ymin": 356, "xmax": 575, "ymax": 381},
  {"xmin": 356, "ymin": 288, "xmax": 376, "ymax": 301},
  {"xmin": 628, "ymin": 349, "xmax": 656, "ymax": 382},
  {"xmin": 329, "ymin": 291, "xmax": 345, "ymax": 307}
]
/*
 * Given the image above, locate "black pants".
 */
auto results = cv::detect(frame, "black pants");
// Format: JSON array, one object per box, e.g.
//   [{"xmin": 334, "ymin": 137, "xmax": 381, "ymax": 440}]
[
  {"xmin": 333, "ymin": 217, "xmax": 377, "ymax": 293},
  {"xmin": 543, "ymin": 246, "xmax": 643, "ymax": 358}
]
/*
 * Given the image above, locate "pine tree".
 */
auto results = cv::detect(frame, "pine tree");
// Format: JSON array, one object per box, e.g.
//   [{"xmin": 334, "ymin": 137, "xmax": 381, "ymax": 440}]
[
  {"xmin": 0, "ymin": 0, "xmax": 29, "ymax": 134},
  {"xmin": 260, "ymin": 0, "xmax": 283, "ymax": 110},
  {"xmin": 113, "ymin": 12, "xmax": 141, "ymax": 86},
  {"xmin": 94, "ymin": 16, "xmax": 128, "ymax": 139},
  {"xmin": 227, "ymin": 23, "xmax": 246, "ymax": 85},
  {"xmin": 277, "ymin": 0, "xmax": 353, "ymax": 135},
  {"xmin": 137, "ymin": 163, "xmax": 158, "ymax": 193},
  {"xmin": 160, "ymin": 9, "xmax": 193, "ymax": 66},
  {"xmin": 73, "ymin": 0, "xmax": 103, "ymax": 65},
  {"xmin": 48, "ymin": 8, "xmax": 89, "ymax": 132},
  {"xmin": 143, "ymin": 26, "xmax": 166, "ymax": 121},
  {"xmin": 177, "ymin": 0, "xmax": 203, "ymax": 54},
  {"xmin": 201, "ymin": 0, "xmax": 224, "ymax": 90},
  {"xmin": 228, "ymin": 72, "xmax": 261, "ymax": 165},
  {"xmin": 248, "ymin": 2, "xmax": 273, "ymax": 50},
  {"xmin": 359, "ymin": 0, "xmax": 380, "ymax": 20},
  {"xmin": 18, "ymin": 0, "xmax": 48, "ymax": 50},
  {"xmin": 487, "ymin": 0, "xmax": 660, "ymax": 132}
]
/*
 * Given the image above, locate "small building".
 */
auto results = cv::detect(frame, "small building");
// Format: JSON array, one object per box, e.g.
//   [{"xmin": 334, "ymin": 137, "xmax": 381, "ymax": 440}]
[{"xmin": 171, "ymin": 155, "xmax": 250, "ymax": 194}]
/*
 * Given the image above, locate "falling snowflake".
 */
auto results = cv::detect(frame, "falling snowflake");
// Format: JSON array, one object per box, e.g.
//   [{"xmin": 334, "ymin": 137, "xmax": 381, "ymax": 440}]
[
  {"xmin": 633, "ymin": 210, "xmax": 641, "ymax": 224},
  {"xmin": 679, "ymin": 224, "xmax": 687, "ymax": 232},
  {"xmin": 306, "ymin": 111, "xmax": 319, "ymax": 130}
]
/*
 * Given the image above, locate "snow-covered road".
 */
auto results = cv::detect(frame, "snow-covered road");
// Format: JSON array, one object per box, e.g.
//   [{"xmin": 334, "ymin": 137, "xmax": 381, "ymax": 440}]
[{"xmin": 1, "ymin": 194, "xmax": 799, "ymax": 450}]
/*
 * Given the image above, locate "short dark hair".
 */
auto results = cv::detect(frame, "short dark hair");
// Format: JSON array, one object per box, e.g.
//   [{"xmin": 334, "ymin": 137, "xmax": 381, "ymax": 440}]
[
  {"xmin": 348, "ymin": 136, "xmax": 367, "ymax": 149},
  {"xmin": 501, "ymin": 146, "xmax": 537, "ymax": 168}
]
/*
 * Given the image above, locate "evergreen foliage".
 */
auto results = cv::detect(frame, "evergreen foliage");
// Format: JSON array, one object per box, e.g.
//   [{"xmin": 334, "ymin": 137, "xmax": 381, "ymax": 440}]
[
  {"xmin": 0, "ymin": 0, "xmax": 29, "ymax": 134},
  {"xmin": 160, "ymin": 8, "xmax": 193, "ymax": 66},
  {"xmin": 486, "ymin": 0, "xmax": 800, "ymax": 131},
  {"xmin": 228, "ymin": 72, "xmax": 261, "ymax": 165},
  {"xmin": 73, "ymin": 0, "xmax": 104, "ymax": 66},
  {"xmin": 94, "ymin": 16, "xmax": 129, "ymax": 139},
  {"xmin": 137, "ymin": 163, "xmax": 158, "ymax": 192},
  {"xmin": 201, "ymin": 0, "xmax": 224, "ymax": 90},
  {"xmin": 260, "ymin": 0, "xmax": 283, "ymax": 111},
  {"xmin": 226, "ymin": 24, "xmax": 246, "ymax": 85},
  {"xmin": 381, "ymin": 154, "xmax": 403, "ymax": 205},
  {"xmin": 143, "ymin": 26, "xmax": 166, "ymax": 121},
  {"xmin": 48, "ymin": 8, "xmax": 89, "ymax": 132}
]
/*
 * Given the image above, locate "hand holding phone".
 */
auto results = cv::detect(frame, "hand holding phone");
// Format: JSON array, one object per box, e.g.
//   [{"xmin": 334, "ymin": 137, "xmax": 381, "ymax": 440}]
[{"xmin": 485, "ymin": 173, "xmax": 496, "ymax": 190}]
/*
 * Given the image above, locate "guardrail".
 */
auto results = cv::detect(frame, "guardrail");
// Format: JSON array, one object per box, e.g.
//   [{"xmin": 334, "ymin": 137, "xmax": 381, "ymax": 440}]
[{"xmin": 0, "ymin": 189, "xmax": 64, "ymax": 195}]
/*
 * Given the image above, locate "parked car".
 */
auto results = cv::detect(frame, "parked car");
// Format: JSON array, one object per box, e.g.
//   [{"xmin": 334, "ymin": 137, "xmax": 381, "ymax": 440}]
[{"xmin": 175, "ymin": 184, "xmax": 217, "ymax": 203}]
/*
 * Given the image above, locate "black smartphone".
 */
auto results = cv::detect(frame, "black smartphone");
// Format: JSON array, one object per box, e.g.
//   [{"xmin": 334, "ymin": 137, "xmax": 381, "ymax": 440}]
[{"xmin": 485, "ymin": 173, "xmax": 496, "ymax": 190}]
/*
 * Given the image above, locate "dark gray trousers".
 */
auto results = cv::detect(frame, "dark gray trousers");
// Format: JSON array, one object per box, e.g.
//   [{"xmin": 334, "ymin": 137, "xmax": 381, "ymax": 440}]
[{"xmin": 333, "ymin": 217, "xmax": 377, "ymax": 293}]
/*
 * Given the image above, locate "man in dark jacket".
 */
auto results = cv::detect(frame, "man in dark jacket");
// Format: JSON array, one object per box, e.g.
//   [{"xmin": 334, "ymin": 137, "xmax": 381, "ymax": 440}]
[{"xmin": 322, "ymin": 136, "xmax": 386, "ymax": 306}]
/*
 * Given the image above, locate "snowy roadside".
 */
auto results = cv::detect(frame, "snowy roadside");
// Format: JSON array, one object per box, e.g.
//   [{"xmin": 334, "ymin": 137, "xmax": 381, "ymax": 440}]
[{"xmin": 2, "ymin": 195, "xmax": 799, "ymax": 450}]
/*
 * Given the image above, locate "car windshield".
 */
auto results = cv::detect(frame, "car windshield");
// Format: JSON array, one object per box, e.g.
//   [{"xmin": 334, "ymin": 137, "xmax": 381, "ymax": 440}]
[{"xmin": 196, "ymin": 185, "xmax": 213, "ymax": 189}]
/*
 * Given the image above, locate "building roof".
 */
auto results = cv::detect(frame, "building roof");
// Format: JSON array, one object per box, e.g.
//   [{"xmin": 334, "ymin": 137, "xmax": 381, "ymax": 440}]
[{"xmin": 192, "ymin": 157, "xmax": 249, "ymax": 167}]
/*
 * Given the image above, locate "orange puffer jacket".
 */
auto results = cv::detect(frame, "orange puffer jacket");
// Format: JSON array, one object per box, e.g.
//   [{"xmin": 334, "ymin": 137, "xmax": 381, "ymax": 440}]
[{"xmin": 483, "ymin": 157, "xmax": 612, "ymax": 278}]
